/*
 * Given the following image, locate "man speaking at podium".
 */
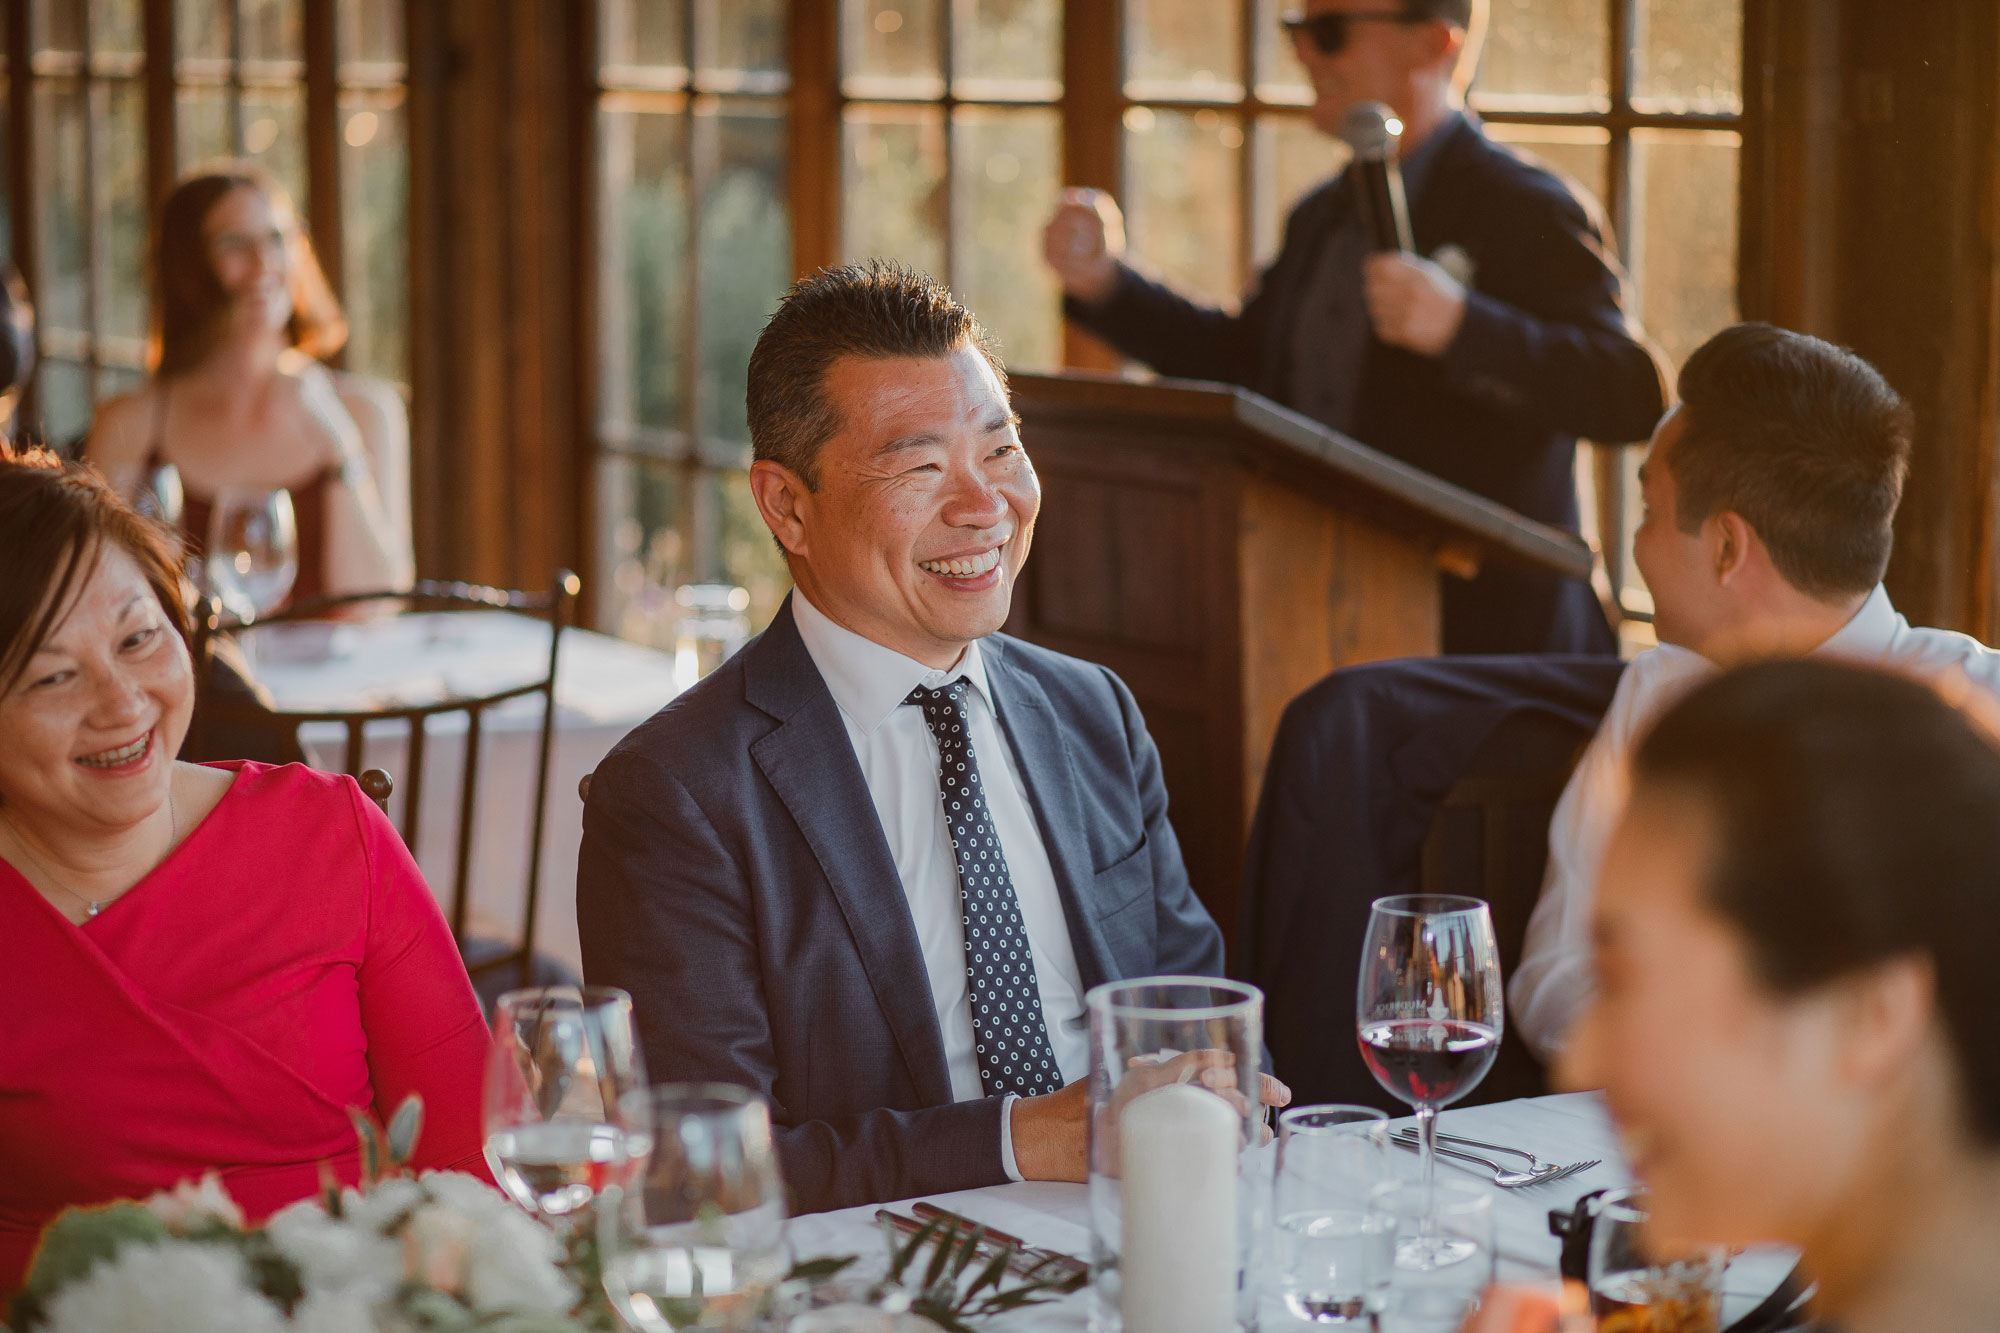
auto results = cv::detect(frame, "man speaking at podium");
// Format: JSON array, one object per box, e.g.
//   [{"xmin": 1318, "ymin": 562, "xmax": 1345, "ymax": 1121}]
[{"xmin": 1044, "ymin": 0, "xmax": 1666, "ymax": 655}]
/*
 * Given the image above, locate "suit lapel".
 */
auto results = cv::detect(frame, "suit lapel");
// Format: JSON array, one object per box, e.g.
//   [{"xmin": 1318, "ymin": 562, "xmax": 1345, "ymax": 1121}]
[
  {"xmin": 744, "ymin": 598, "xmax": 955, "ymax": 1107},
  {"xmin": 982, "ymin": 638, "xmax": 1117, "ymax": 992}
]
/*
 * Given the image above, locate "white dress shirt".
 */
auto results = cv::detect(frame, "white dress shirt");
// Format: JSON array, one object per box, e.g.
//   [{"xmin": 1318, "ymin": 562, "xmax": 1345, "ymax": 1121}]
[
  {"xmin": 1510, "ymin": 585, "xmax": 2000, "ymax": 1061},
  {"xmin": 791, "ymin": 591, "xmax": 1089, "ymax": 1179}
]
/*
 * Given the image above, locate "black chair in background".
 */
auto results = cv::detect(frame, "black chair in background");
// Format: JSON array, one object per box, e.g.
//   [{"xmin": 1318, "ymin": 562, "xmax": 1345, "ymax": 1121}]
[
  {"xmin": 1236, "ymin": 654, "xmax": 1628, "ymax": 1111},
  {"xmin": 193, "ymin": 572, "xmax": 583, "ymax": 1013}
]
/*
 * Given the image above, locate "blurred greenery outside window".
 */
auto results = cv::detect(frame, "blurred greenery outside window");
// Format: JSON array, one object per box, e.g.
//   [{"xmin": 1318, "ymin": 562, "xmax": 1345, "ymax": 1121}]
[{"xmin": 11, "ymin": 0, "xmax": 409, "ymax": 447}]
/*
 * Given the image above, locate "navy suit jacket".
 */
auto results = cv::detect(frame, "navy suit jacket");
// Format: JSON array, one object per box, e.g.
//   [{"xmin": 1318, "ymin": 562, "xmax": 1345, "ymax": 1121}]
[
  {"xmin": 1066, "ymin": 115, "xmax": 1668, "ymax": 656},
  {"xmin": 577, "ymin": 596, "xmax": 1225, "ymax": 1213}
]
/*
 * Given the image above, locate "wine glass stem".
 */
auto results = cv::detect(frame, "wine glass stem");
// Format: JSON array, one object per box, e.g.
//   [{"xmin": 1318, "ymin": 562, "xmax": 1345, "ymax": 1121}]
[{"xmin": 1415, "ymin": 1101, "xmax": 1439, "ymax": 1236}]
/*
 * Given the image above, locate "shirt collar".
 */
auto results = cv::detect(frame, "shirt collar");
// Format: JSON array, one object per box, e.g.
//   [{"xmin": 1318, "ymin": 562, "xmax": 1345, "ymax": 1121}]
[
  {"xmin": 791, "ymin": 589, "xmax": 994, "ymax": 735},
  {"xmin": 1397, "ymin": 108, "xmax": 1463, "ymax": 203},
  {"xmin": 1816, "ymin": 583, "xmax": 1900, "ymax": 659}
]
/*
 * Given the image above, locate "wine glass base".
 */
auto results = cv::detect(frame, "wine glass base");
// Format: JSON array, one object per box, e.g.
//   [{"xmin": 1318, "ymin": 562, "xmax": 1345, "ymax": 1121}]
[{"xmin": 1394, "ymin": 1234, "xmax": 1479, "ymax": 1272}]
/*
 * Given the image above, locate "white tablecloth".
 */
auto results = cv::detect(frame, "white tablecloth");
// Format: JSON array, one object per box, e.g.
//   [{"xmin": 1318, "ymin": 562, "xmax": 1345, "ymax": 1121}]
[
  {"xmin": 785, "ymin": 1093, "xmax": 1796, "ymax": 1328},
  {"xmin": 239, "ymin": 610, "xmax": 683, "ymax": 977}
]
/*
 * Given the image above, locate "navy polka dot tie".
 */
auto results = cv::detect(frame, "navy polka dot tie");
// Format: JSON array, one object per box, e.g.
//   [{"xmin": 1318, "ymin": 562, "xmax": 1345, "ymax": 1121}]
[{"xmin": 906, "ymin": 680, "xmax": 1061, "ymax": 1098}]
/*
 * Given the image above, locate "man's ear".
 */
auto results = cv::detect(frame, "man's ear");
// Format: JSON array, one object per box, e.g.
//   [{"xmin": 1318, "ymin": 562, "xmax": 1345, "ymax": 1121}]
[
  {"xmin": 749, "ymin": 459, "xmax": 811, "ymax": 559},
  {"xmin": 1418, "ymin": 16, "xmax": 1464, "ymax": 70},
  {"xmin": 1832, "ymin": 953, "xmax": 1935, "ymax": 1090},
  {"xmin": 1709, "ymin": 510, "xmax": 1757, "ymax": 587}
]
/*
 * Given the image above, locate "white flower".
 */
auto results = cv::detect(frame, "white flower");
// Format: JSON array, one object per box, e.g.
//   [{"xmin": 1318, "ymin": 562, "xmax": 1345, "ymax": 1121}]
[
  {"xmin": 341, "ymin": 1175, "xmax": 425, "ymax": 1233},
  {"xmin": 42, "ymin": 1239, "xmax": 286, "ymax": 1333},
  {"xmin": 402, "ymin": 1202, "xmax": 477, "ymax": 1293},
  {"xmin": 290, "ymin": 1290, "xmax": 381, "ymax": 1333},
  {"xmin": 144, "ymin": 1172, "xmax": 248, "ymax": 1233},
  {"xmin": 462, "ymin": 1203, "xmax": 577, "ymax": 1315},
  {"xmin": 266, "ymin": 1198, "xmax": 402, "ymax": 1307},
  {"xmin": 417, "ymin": 1170, "xmax": 517, "ymax": 1228}
]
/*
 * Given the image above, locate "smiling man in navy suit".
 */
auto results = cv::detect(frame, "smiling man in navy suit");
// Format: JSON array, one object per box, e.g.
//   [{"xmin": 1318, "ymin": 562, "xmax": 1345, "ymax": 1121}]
[{"xmin": 577, "ymin": 261, "xmax": 1281, "ymax": 1214}]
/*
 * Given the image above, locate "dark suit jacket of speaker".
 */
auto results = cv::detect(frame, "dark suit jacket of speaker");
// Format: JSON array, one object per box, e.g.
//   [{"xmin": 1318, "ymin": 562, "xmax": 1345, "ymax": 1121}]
[
  {"xmin": 577, "ymin": 595, "xmax": 1226, "ymax": 1214},
  {"xmin": 1065, "ymin": 114, "xmax": 1669, "ymax": 656}
]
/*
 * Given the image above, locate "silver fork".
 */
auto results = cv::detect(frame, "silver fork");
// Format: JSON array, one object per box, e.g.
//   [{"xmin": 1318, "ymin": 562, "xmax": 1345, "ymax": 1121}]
[{"xmin": 1390, "ymin": 1130, "xmax": 1599, "ymax": 1188}]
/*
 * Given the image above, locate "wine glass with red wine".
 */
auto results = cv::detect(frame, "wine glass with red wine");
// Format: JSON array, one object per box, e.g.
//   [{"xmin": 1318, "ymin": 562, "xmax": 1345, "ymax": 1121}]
[{"xmin": 1356, "ymin": 894, "xmax": 1503, "ymax": 1269}]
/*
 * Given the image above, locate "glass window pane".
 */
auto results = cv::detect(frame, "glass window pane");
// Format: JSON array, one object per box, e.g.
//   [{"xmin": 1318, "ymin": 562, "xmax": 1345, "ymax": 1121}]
[
  {"xmin": 842, "ymin": 0, "xmax": 945, "ymax": 99},
  {"xmin": 241, "ymin": 0, "xmax": 305, "ymax": 63},
  {"xmin": 599, "ymin": 102, "xmax": 691, "ymax": 434},
  {"xmin": 951, "ymin": 106, "xmax": 1060, "ymax": 370},
  {"xmin": 597, "ymin": 452, "xmax": 688, "ymax": 649},
  {"xmin": 242, "ymin": 85, "xmax": 308, "ymax": 214},
  {"xmin": 91, "ymin": 0, "xmax": 145, "ymax": 59},
  {"xmin": 339, "ymin": 0, "xmax": 406, "ymax": 68},
  {"xmin": 602, "ymin": 0, "xmax": 688, "ymax": 76},
  {"xmin": 177, "ymin": 0, "xmax": 232, "ymax": 64},
  {"xmin": 1252, "ymin": 0, "xmax": 1312, "ymax": 105},
  {"xmin": 1633, "ymin": 0, "xmax": 1743, "ymax": 113},
  {"xmin": 36, "ymin": 358, "xmax": 93, "ymax": 446},
  {"xmin": 719, "ymin": 469, "xmax": 790, "ymax": 633},
  {"xmin": 695, "ymin": 0, "xmax": 786, "ymax": 87},
  {"xmin": 1630, "ymin": 128, "xmax": 1740, "ymax": 374},
  {"xmin": 1124, "ymin": 0, "xmax": 1243, "ymax": 101},
  {"xmin": 341, "ymin": 89, "xmax": 409, "ymax": 381},
  {"xmin": 1471, "ymin": 0, "xmax": 1608, "ymax": 109},
  {"xmin": 1251, "ymin": 115, "xmax": 1344, "ymax": 266},
  {"xmin": 33, "ymin": 0, "xmax": 85, "ymax": 55},
  {"xmin": 1122, "ymin": 106, "xmax": 1243, "ymax": 307},
  {"xmin": 33, "ymin": 79, "xmax": 88, "ymax": 335},
  {"xmin": 951, "ymin": 0, "xmax": 1061, "ymax": 102},
  {"xmin": 841, "ymin": 103, "xmax": 946, "ymax": 278},
  {"xmin": 696, "ymin": 99, "xmax": 789, "ymax": 447},
  {"xmin": 178, "ymin": 85, "xmax": 235, "ymax": 170},
  {"xmin": 97, "ymin": 80, "xmax": 149, "ymax": 350},
  {"xmin": 1483, "ymin": 124, "xmax": 1610, "ymax": 219}
]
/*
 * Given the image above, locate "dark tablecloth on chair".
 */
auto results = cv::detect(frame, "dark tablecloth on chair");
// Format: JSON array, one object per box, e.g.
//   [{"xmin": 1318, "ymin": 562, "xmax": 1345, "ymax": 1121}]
[{"xmin": 1236, "ymin": 655, "xmax": 1627, "ymax": 1108}]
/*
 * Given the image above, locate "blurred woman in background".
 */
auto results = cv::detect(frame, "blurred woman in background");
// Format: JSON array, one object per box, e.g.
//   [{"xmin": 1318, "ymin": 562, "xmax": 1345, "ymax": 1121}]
[
  {"xmin": 84, "ymin": 163, "xmax": 413, "ymax": 605},
  {"xmin": 1562, "ymin": 659, "xmax": 2000, "ymax": 1332}
]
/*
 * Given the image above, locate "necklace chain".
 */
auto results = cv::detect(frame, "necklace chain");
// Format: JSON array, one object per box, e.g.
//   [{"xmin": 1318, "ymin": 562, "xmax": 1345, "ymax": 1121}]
[{"xmin": 1, "ymin": 784, "xmax": 180, "ymax": 920}]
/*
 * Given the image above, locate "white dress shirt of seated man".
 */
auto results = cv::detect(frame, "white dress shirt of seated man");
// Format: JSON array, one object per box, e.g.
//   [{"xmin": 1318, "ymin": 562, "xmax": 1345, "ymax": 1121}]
[
  {"xmin": 1512, "ymin": 322, "xmax": 2000, "ymax": 1062},
  {"xmin": 746, "ymin": 266, "xmax": 1288, "ymax": 1182}
]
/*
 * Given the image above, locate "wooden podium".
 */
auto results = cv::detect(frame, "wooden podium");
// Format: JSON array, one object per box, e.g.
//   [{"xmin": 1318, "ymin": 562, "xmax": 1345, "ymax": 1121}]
[{"xmin": 1004, "ymin": 371, "xmax": 1594, "ymax": 947}]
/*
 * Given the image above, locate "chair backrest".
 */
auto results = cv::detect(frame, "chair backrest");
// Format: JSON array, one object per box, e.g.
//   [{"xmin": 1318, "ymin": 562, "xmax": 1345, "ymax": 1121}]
[
  {"xmin": 1418, "ymin": 707, "xmax": 1596, "ymax": 1104},
  {"xmin": 193, "ymin": 571, "xmax": 581, "ymax": 990}
]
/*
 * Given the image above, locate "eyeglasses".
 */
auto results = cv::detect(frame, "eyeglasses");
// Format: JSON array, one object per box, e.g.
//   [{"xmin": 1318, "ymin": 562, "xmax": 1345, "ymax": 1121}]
[{"xmin": 1280, "ymin": 9, "xmax": 1421, "ymax": 57}]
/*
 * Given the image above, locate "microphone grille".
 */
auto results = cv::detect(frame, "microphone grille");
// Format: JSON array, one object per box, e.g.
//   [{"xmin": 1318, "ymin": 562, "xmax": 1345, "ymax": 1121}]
[{"xmin": 1339, "ymin": 102, "xmax": 1401, "ymax": 156}]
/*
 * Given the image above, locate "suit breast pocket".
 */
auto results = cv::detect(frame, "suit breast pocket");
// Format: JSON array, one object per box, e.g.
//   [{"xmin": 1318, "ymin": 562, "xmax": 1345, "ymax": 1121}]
[{"xmin": 1091, "ymin": 834, "xmax": 1155, "ymax": 921}]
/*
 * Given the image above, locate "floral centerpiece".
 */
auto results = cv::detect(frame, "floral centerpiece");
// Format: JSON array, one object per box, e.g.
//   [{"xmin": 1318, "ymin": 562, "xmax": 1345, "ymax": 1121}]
[{"xmin": 4, "ymin": 1099, "xmax": 608, "ymax": 1333}]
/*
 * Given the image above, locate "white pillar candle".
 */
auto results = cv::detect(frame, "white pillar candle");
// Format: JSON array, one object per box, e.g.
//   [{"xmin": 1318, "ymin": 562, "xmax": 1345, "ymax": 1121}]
[{"xmin": 1119, "ymin": 1080, "xmax": 1241, "ymax": 1333}]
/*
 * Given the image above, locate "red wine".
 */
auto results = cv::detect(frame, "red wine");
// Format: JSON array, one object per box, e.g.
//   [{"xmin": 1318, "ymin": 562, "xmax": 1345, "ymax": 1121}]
[{"xmin": 1357, "ymin": 1018, "xmax": 1500, "ymax": 1106}]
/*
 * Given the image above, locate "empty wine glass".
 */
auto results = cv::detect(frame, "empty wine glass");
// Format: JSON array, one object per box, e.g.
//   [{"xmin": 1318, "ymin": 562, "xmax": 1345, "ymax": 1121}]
[
  {"xmin": 1355, "ymin": 895, "xmax": 1503, "ymax": 1269},
  {"xmin": 599, "ymin": 1084, "xmax": 789, "ymax": 1333},
  {"xmin": 484, "ymin": 986, "xmax": 650, "ymax": 1232},
  {"xmin": 206, "ymin": 486, "xmax": 298, "ymax": 623}
]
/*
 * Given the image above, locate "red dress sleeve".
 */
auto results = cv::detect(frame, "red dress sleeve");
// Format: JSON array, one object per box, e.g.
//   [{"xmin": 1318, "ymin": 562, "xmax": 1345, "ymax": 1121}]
[{"xmin": 347, "ymin": 782, "xmax": 494, "ymax": 1179}]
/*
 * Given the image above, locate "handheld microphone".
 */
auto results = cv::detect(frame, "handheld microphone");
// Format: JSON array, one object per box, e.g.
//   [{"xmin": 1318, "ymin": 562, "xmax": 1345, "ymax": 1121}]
[{"xmin": 1339, "ymin": 102, "xmax": 1415, "ymax": 254}]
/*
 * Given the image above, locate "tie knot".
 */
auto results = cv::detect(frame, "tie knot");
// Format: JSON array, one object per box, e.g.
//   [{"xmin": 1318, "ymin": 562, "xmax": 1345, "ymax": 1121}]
[{"xmin": 905, "ymin": 679, "xmax": 969, "ymax": 709}]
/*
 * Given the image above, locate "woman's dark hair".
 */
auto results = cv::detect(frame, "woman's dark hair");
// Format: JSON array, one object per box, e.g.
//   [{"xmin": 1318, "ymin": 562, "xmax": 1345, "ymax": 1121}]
[
  {"xmin": 155, "ymin": 163, "xmax": 346, "ymax": 376},
  {"xmin": 1634, "ymin": 658, "xmax": 2000, "ymax": 1142},
  {"xmin": 0, "ymin": 444, "xmax": 190, "ymax": 695}
]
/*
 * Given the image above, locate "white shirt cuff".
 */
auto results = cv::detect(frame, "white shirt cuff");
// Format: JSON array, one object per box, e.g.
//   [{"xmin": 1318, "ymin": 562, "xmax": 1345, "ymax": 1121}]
[{"xmin": 999, "ymin": 1094, "xmax": 1024, "ymax": 1182}]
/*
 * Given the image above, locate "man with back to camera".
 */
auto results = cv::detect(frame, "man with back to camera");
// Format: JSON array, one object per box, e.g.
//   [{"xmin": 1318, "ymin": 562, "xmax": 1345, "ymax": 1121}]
[
  {"xmin": 1043, "ymin": 0, "xmax": 1667, "ymax": 655},
  {"xmin": 1510, "ymin": 322, "xmax": 2000, "ymax": 1061},
  {"xmin": 576, "ymin": 261, "xmax": 1288, "ymax": 1213}
]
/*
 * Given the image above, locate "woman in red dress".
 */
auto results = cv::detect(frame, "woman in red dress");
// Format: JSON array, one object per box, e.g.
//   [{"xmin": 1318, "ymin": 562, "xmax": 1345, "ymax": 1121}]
[{"xmin": 0, "ymin": 446, "xmax": 489, "ymax": 1295}]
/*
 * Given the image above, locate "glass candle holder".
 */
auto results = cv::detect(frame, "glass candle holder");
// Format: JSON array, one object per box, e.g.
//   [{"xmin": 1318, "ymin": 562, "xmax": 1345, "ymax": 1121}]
[{"xmin": 1087, "ymin": 975, "xmax": 1264, "ymax": 1333}]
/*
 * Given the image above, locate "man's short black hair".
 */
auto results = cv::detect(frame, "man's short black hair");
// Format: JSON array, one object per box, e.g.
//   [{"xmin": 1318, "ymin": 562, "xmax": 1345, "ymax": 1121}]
[
  {"xmin": 746, "ymin": 260, "xmax": 1003, "ymax": 492},
  {"xmin": 1666, "ymin": 322, "xmax": 1912, "ymax": 600},
  {"xmin": 1402, "ymin": 0, "xmax": 1473, "ymax": 26}
]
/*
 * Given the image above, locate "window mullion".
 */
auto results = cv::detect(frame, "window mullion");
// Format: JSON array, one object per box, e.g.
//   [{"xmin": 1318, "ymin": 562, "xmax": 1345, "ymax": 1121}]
[
  {"xmin": 304, "ymin": 0, "xmax": 342, "ymax": 313},
  {"xmin": 82, "ymin": 0, "xmax": 103, "ymax": 394}
]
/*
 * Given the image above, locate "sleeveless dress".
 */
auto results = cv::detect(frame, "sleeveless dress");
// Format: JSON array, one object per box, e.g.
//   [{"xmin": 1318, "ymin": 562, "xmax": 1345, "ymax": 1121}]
[
  {"xmin": 145, "ymin": 382, "xmax": 340, "ymax": 607},
  {"xmin": 0, "ymin": 762, "xmax": 494, "ymax": 1295}
]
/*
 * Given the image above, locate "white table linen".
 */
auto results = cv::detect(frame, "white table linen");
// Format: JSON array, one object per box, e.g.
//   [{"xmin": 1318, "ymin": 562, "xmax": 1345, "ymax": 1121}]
[
  {"xmin": 240, "ymin": 610, "xmax": 683, "ymax": 977},
  {"xmin": 785, "ymin": 1092, "xmax": 1796, "ymax": 1328}
]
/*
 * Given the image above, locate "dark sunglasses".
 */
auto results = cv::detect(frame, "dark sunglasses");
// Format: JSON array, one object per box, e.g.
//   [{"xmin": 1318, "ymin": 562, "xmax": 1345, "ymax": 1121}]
[{"xmin": 1280, "ymin": 9, "xmax": 1422, "ymax": 56}]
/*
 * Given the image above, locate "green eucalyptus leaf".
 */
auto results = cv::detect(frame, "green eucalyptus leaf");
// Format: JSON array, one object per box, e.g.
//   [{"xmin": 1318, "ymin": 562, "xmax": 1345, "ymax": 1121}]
[
  {"xmin": 920, "ymin": 1219, "xmax": 958, "ymax": 1294},
  {"xmin": 948, "ymin": 1226, "xmax": 985, "ymax": 1281},
  {"xmin": 347, "ymin": 1108, "xmax": 383, "ymax": 1185},
  {"xmin": 786, "ymin": 1255, "xmax": 859, "ymax": 1282},
  {"xmin": 962, "ymin": 1246, "xmax": 1010, "ymax": 1301},
  {"xmin": 889, "ymin": 1217, "xmax": 943, "ymax": 1283},
  {"xmin": 386, "ymin": 1094, "xmax": 425, "ymax": 1168}
]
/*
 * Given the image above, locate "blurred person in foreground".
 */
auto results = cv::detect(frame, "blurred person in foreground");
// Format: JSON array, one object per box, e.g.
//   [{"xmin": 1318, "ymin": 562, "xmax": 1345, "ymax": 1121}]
[
  {"xmin": 0, "ymin": 446, "xmax": 485, "ymax": 1297},
  {"xmin": 84, "ymin": 162, "xmax": 412, "ymax": 605},
  {"xmin": 1043, "ymin": 0, "xmax": 1664, "ymax": 654},
  {"xmin": 1559, "ymin": 659, "xmax": 2000, "ymax": 1332},
  {"xmin": 1509, "ymin": 323, "xmax": 2000, "ymax": 1061},
  {"xmin": 578, "ymin": 262, "xmax": 1285, "ymax": 1215}
]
